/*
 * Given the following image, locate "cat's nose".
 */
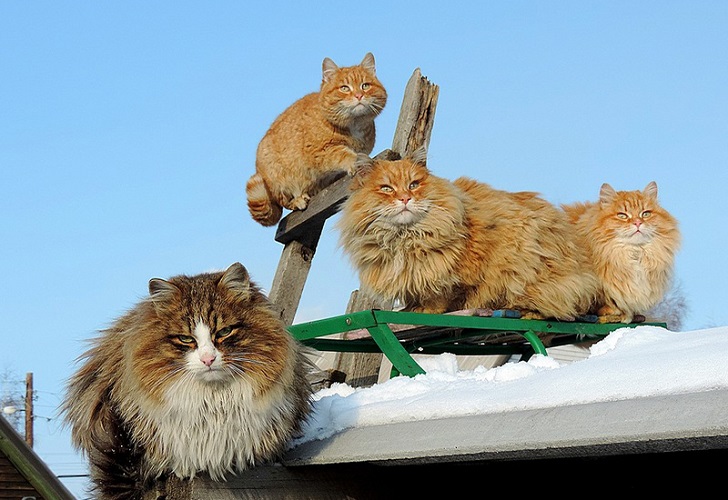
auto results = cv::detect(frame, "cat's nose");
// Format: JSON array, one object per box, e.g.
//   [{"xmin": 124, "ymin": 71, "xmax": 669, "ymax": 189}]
[
  {"xmin": 200, "ymin": 354, "xmax": 216, "ymax": 367},
  {"xmin": 400, "ymin": 195, "xmax": 411, "ymax": 204}
]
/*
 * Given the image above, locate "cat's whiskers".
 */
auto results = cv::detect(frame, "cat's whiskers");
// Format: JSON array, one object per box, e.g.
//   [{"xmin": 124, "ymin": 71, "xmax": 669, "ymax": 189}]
[
  {"xmin": 225, "ymin": 355, "xmax": 267, "ymax": 367},
  {"xmin": 366, "ymin": 101, "xmax": 385, "ymax": 114},
  {"xmin": 144, "ymin": 364, "xmax": 188, "ymax": 394},
  {"xmin": 336, "ymin": 104, "xmax": 371, "ymax": 121},
  {"xmin": 224, "ymin": 358, "xmax": 278, "ymax": 384},
  {"xmin": 350, "ymin": 206, "xmax": 388, "ymax": 233}
]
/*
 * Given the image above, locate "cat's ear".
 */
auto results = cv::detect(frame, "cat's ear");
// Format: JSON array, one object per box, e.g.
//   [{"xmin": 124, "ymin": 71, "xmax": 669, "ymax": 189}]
[
  {"xmin": 599, "ymin": 183, "xmax": 617, "ymax": 206},
  {"xmin": 360, "ymin": 52, "xmax": 376, "ymax": 74},
  {"xmin": 148, "ymin": 278, "xmax": 179, "ymax": 312},
  {"xmin": 644, "ymin": 181, "xmax": 658, "ymax": 199},
  {"xmin": 322, "ymin": 57, "xmax": 339, "ymax": 83},
  {"xmin": 219, "ymin": 262, "xmax": 252, "ymax": 299},
  {"xmin": 149, "ymin": 278, "xmax": 178, "ymax": 298},
  {"xmin": 407, "ymin": 145, "xmax": 428, "ymax": 167},
  {"xmin": 355, "ymin": 153, "xmax": 374, "ymax": 171},
  {"xmin": 352, "ymin": 154, "xmax": 375, "ymax": 187}
]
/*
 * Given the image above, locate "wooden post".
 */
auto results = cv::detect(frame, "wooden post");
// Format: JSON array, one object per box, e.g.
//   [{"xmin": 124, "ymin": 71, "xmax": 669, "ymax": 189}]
[
  {"xmin": 392, "ymin": 68, "xmax": 440, "ymax": 156},
  {"xmin": 268, "ymin": 223, "xmax": 323, "ymax": 327},
  {"xmin": 24, "ymin": 372, "xmax": 33, "ymax": 448}
]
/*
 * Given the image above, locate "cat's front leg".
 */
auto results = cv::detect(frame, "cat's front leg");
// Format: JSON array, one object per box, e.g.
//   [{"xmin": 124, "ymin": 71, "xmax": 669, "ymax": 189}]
[{"xmin": 322, "ymin": 145, "xmax": 364, "ymax": 176}]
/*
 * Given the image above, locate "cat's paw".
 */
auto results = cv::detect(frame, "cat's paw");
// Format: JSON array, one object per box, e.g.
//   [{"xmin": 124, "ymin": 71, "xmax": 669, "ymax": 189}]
[
  {"xmin": 596, "ymin": 305, "xmax": 635, "ymax": 324},
  {"xmin": 520, "ymin": 310, "xmax": 547, "ymax": 320},
  {"xmin": 288, "ymin": 195, "xmax": 310, "ymax": 211},
  {"xmin": 405, "ymin": 304, "xmax": 446, "ymax": 314},
  {"xmin": 597, "ymin": 313, "xmax": 632, "ymax": 324}
]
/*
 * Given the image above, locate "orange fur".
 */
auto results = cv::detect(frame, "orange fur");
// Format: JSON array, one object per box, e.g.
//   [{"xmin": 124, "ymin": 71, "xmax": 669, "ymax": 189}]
[
  {"xmin": 247, "ymin": 53, "xmax": 387, "ymax": 226},
  {"xmin": 337, "ymin": 149, "xmax": 597, "ymax": 320},
  {"xmin": 562, "ymin": 182, "xmax": 681, "ymax": 323}
]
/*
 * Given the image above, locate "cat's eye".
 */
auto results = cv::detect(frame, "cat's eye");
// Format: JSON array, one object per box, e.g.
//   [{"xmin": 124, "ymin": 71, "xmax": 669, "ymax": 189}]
[
  {"xmin": 408, "ymin": 181, "xmax": 420, "ymax": 190},
  {"xmin": 339, "ymin": 85, "xmax": 350, "ymax": 92},
  {"xmin": 617, "ymin": 213, "xmax": 629, "ymax": 220},
  {"xmin": 215, "ymin": 326, "xmax": 234, "ymax": 341},
  {"xmin": 380, "ymin": 185, "xmax": 394, "ymax": 193},
  {"xmin": 641, "ymin": 210, "xmax": 652, "ymax": 219},
  {"xmin": 177, "ymin": 335, "xmax": 195, "ymax": 344},
  {"xmin": 361, "ymin": 82, "xmax": 371, "ymax": 90}
]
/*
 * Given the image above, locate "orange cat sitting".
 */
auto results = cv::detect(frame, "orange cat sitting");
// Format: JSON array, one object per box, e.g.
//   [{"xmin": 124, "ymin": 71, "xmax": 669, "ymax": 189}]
[
  {"xmin": 562, "ymin": 182, "xmax": 681, "ymax": 323},
  {"xmin": 337, "ymin": 148, "xmax": 597, "ymax": 320},
  {"xmin": 246, "ymin": 53, "xmax": 387, "ymax": 226}
]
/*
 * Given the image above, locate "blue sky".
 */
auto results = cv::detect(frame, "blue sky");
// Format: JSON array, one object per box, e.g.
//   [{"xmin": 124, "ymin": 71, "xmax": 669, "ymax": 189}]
[{"xmin": 1, "ymin": 1, "xmax": 727, "ymax": 496}]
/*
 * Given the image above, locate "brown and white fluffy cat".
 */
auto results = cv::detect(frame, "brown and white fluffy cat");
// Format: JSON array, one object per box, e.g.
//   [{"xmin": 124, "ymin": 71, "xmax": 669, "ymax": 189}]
[
  {"xmin": 246, "ymin": 52, "xmax": 388, "ymax": 226},
  {"xmin": 337, "ymin": 149, "xmax": 597, "ymax": 320},
  {"xmin": 562, "ymin": 182, "xmax": 681, "ymax": 323},
  {"xmin": 62, "ymin": 263, "xmax": 313, "ymax": 500}
]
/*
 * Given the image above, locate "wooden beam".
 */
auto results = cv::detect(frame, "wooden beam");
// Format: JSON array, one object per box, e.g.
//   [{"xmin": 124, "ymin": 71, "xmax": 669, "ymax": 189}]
[
  {"xmin": 267, "ymin": 224, "xmax": 323, "ymax": 326},
  {"xmin": 392, "ymin": 67, "xmax": 439, "ymax": 156},
  {"xmin": 268, "ymin": 68, "xmax": 438, "ymax": 329},
  {"xmin": 24, "ymin": 373, "xmax": 32, "ymax": 448}
]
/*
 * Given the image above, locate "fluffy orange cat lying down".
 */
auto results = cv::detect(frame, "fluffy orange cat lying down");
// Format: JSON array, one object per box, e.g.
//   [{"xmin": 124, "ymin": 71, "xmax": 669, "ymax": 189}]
[{"xmin": 337, "ymin": 148, "xmax": 598, "ymax": 321}]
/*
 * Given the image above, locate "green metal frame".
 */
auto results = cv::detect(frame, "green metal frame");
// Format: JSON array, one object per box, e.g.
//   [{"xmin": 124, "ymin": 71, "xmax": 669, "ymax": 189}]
[{"xmin": 288, "ymin": 309, "xmax": 666, "ymax": 378}]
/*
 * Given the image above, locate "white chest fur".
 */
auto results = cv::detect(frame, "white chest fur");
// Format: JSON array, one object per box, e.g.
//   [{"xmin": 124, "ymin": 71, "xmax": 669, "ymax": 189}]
[{"xmin": 144, "ymin": 376, "xmax": 292, "ymax": 480}]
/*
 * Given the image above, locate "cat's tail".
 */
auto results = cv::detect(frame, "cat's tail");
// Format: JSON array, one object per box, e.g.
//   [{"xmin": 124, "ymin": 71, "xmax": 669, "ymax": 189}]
[
  {"xmin": 246, "ymin": 173, "xmax": 283, "ymax": 226},
  {"xmin": 85, "ymin": 420, "xmax": 151, "ymax": 500},
  {"xmin": 68, "ymin": 401, "xmax": 151, "ymax": 500}
]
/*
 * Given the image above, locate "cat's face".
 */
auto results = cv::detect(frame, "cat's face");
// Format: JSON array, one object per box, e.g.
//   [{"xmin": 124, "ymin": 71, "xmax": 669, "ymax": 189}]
[
  {"xmin": 351, "ymin": 156, "xmax": 433, "ymax": 227},
  {"xmin": 133, "ymin": 263, "xmax": 290, "ymax": 399},
  {"xmin": 320, "ymin": 53, "xmax": 387, "ymax": 119},
  {"xmin": 174, "ymin": 319, "xmax": 237, "ymax": 383},
  {"xmin": 597, "ymin": 181, "xmax": 671, "ymax": 244}
]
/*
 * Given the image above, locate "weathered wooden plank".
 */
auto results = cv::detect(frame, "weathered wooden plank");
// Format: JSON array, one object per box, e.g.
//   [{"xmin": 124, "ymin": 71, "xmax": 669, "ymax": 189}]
[
  {"xmin": 391, "ymin": 67, "xmax": 439, "ymax": 156},
  {"xmin": 274, "ymin": 174, "xmax": 349, "ymax": 246},
  {"xmin": 267, "ymin": 224, "xmax": 323, "ymax": 326},
  {"xmin": 268, "ymin": 68, "xmax": 438, "ymax": 330}
]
